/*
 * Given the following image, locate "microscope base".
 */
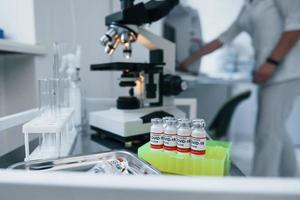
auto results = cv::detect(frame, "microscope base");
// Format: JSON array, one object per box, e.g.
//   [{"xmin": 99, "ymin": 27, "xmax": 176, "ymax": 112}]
[
  {"xmin": 90, "ymin": 126, "xmax": 149, "ymax": 144},
  {"xmin": 89, "ymin": 106, "xmax": 185, "ymax": 139}
]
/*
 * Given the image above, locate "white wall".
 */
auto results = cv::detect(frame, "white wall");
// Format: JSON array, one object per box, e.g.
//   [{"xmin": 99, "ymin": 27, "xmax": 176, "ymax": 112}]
[
  {"xmin": 0, "ymin": 55, "xmax": 37, "ymax": 156},
  {"xmin": 0, "ymin": 0, "xmax": 36, "ymax": 44},
  {"xmin": 0, "ymin": 0, "xmax": 41, "ymax": 156},
  {"xmin": 184, "ymin": 0, "xmax": 243, "ymax": 42},
  {"xmin": 3, "ymin": 56, "xmax": 36, "ymax": 115},
  {"xmin": 184, "ymin": 0, "xmax": 253, "ymax": 75},
  {"xmin": 0, "ymin": 0, "xmax": 116, "ymax": 156},
  {"xmin": 34, "ymin": 0, "xmax": 115, "ymax": 99}
]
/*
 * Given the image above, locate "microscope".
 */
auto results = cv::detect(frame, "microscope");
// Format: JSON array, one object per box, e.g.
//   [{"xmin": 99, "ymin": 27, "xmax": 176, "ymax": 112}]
[{"xmin": 89, "ymin": 0, "xmax": 187, "ymax": 142}]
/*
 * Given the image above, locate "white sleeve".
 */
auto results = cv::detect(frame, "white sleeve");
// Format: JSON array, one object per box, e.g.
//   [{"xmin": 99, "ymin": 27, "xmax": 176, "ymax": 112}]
[
  {"xmin": 218, "ymin": 7, "xmax": 244, "ymax": 44},
  {"xmin": 274, "ymin": 0, "xmax": 300, "ymax": 31}
]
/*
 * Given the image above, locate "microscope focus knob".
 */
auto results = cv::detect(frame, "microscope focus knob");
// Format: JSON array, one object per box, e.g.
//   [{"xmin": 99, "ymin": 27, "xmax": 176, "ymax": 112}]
[{"xmin": 162, "ymin": 74, "xmax": 188, "ymax": 96}]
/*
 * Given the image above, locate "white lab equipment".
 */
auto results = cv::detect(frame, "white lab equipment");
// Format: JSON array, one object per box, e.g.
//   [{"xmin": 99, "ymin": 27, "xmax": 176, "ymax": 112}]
[{"xmin": 90, "ymin": 0, "xmax": 187, "ymax": 141}]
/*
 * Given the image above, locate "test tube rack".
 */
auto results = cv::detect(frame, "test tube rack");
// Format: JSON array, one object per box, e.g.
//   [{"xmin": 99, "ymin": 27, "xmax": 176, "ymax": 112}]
[
  {"xmin": 22, "ymin": 108, "xmax": 77, "ymax": 161},
  {"xmin": 138, "ymin": 140, "xmax": 231, "ymax": 176}
]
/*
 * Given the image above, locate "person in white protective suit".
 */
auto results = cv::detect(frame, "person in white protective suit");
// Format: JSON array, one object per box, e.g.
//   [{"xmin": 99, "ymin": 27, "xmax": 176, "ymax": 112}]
[{"xmin": 179, "ymin": 0, "xmax": 300, "ymax": 177}]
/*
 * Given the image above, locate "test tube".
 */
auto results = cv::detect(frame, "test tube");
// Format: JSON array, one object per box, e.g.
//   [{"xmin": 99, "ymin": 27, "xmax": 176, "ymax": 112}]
[
  {"xmin": 38, "ymin": 79, "xmax": 51, "ymax": 115},
  {"xmin": 58, "ymin": 79, "xmax": 64, "ymax": 110},
  {"xmin": 38, "ymin": 79, "xmax": 50, "ymax": 150},
  {"xmin": 52, "ymin": 42, "xmax": 69, "ymax": 79},
  {"xmin": 48, "ymin": 78, "xmax": 60, "ymax": 115},
  {"xmin": 42, "ymin": 132, "xmax": 57, "ymax": 156},
  {"xmin": 60, "ymin": 79, "xmax": 70, "ymax": 109},
  {"xmin": 48, "ymin": 78, "xmax": 60, "ymax": 152}
]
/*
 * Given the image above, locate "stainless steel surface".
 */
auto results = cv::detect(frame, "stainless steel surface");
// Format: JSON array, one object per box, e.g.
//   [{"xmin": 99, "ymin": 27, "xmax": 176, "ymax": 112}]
[{"xmin": 8, "ymin": 150, "xmax": 160, "ymax": 175}]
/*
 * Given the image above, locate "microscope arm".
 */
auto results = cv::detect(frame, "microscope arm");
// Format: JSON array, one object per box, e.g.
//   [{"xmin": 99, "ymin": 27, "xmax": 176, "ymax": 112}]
[
  {"xmin": 105, "ymin": 0, "xmax": 179, "ymax": 26},
  {"xmin": 136, "ymin": 27, "xmax": 175, "ymax": 74},
  {"xmin": 144, "ymin": 0, "xmax": 179, "ymax": 23}
]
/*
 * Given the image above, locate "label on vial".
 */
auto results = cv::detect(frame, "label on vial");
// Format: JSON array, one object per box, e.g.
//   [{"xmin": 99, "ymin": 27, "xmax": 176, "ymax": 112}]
[
  {"xmin": 177, "ymin": 136, "xmax": 191, "ymax": 153},
  {"xmin": 163, "ymin": 134, "xmax": 177, "ymax": 151},
  {"xmin": 150, "ymin": 132, "xmax": 164, "ymax": 149},
  {"xmin": 90, "ymin": 158, "xmax": 129, "ymax": 175},
  {"xmin": 191, "ymin": 136, "xmax": 206, "ymax": 155}
]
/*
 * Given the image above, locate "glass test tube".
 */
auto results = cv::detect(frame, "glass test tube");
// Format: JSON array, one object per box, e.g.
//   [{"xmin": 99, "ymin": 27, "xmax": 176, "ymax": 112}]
[
  {"xmin": 52, "ymin": 43, "xmax": 60, "ymax": 79},
  {"xmin": 48, "ymin": 78, "xmax": 60, "ymax": 115},
  {"xmin": 38, "ymin": 79, "xmax": 50, "ymax": 149},
  {"xmin": 38, "ymin": 79, "xmax": 50, "ymax": 116},
  {"xmin": 47, "ymin": 78, "xmax": 60, "ymax": 152},
  {"xmin": 60, "ymin": 79, "xmax": 70, "ymax": 109}
]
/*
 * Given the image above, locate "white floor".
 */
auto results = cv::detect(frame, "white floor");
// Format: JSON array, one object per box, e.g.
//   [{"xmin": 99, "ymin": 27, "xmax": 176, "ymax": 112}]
[
  {"xmin": 231, "ymin": 140, "xmax": 253, "ymax": 176},
  {"xmin": 230, "ymin": 138, "xmax": 300, "ymax": 176}
]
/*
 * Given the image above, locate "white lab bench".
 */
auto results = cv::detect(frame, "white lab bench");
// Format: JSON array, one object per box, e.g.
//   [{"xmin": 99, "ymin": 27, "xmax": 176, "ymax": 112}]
[
  {"xmin": 0, "ymin": 130, "xmax": 299, "ymax": 200},
  {"xmin": 0, "ymin": 73, "xmax": 298, "ymax": 200},
  {"xmin": 0, "ymin": 170, "xmax": 299, "ymax": 200}
]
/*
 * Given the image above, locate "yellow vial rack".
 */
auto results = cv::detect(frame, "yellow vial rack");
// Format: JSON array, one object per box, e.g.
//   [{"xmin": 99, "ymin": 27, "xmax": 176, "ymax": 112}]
[{"xmin": 138, "ymin": 140, "xmax": 231, "ymax": 176}]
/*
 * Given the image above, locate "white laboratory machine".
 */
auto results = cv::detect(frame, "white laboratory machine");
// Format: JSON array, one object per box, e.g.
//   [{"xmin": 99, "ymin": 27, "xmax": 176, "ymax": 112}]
[{"xmin": 89, "ymin": 0, "xmax": 187, "ymax": 141}]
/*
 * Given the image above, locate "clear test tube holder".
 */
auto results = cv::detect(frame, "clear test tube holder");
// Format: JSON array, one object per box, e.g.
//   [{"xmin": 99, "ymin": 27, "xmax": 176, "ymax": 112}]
[{"xmin": 22, "ymin": 108, "xmax": 77, "ymax": 161}]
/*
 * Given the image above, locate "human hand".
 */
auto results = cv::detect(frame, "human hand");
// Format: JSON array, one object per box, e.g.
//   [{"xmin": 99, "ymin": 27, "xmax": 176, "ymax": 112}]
[
  {"xmin": 253, "ymin": 63, "xmax": 276, "ymax": 84},
  {"xmin": 178, "ymin": 58, "xmax": 193, "ymax": 72}
]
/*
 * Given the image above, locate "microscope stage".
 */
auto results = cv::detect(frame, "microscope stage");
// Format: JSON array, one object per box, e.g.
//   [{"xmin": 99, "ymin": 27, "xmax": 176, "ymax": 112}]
[{"xmin": 89, "ymin": 106, "xmax": 185, "ymax": 138}]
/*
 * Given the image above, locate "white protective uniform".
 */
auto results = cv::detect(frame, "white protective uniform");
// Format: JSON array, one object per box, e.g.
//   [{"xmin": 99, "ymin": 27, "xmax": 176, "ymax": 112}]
[{"xmin": 218, "ymin": 0, "xmax": 300, "ymax": 176}]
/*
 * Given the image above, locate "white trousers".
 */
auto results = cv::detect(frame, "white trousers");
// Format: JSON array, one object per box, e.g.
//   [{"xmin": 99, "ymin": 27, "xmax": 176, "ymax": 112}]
[{"xmin": 253, "ymin": 79, "xmax": 300, "ymax": 177}]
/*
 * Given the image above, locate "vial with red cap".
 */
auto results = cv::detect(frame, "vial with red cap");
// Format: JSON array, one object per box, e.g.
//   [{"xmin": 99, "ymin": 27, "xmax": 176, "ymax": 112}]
[
  {"xmin": 176, "ymin": 120, "xmax": 191, "ymax": 154},
  {"xmin": 150, "ymin": 118, "xmax": 164, "ymax": 150},
  {"xmin": 163, "ymin": 119, "xmax": 177, "ymax": 152},
  {"xmin": 191, "ymin": 119, "xmax": 207, "ymax": 157}
]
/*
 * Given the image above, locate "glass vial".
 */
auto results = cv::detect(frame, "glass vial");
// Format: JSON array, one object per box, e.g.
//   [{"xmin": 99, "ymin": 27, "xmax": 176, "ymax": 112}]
[
  {"xmin": 150, "ymin": 118, "xmax": 164, "ymax": 150},
  {"xmin": 163, "ymin": 119, "xmax": 177, "ymax": 152},
  {"xmin": 191, "ymin": 120, "xmax": 207, "ymax": 157},
  {"xmin": 177, "ymin": 120, "xmax": 191, "ymax": 154}
]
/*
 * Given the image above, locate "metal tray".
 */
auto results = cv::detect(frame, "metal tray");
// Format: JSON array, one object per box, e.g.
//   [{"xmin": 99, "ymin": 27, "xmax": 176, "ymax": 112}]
[{"xmin": 8, "ymin": 151, "xmax": 160, "ymax": 175}]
